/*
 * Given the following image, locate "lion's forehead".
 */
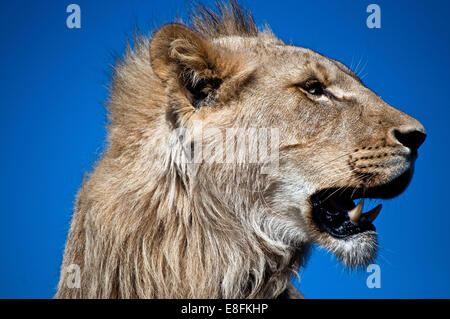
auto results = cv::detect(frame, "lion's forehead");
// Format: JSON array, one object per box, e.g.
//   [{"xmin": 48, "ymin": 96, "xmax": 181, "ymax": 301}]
[{"xmin": 212, "ymin": 37, "xmax": 354, "ymax": 82}]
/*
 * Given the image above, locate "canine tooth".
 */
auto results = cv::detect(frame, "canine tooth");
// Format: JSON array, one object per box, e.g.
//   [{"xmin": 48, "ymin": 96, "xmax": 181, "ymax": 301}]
[
  {"xmin": 364, "ymin": 204, "xmax": 382, "ymax": 222},
  {"xmin": 348, "ymin": 199, "xmax": 364, "ymax": 222}
]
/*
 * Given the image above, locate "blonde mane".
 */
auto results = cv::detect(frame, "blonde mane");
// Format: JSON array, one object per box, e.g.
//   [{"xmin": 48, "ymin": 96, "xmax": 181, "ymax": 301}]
[{"xmin": 56, "ymin": 1, "xmax": 305, "ymax": 298}]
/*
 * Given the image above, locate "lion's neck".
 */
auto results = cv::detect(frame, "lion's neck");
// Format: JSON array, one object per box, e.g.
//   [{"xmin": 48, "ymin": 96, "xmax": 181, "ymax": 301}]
[
  {"xmin": 133, "ymin": 168, "xmax": 303, "ymax": 298},
  {"xmin": 79, "ymin": 153, "xmax": 304, "ymax": 298}
]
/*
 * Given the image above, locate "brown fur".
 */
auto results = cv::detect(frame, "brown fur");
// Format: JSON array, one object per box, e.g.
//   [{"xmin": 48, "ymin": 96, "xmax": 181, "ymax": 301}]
[{"xmin": 56, "ymin": 1, "xmax": 425, "ymax": 298}]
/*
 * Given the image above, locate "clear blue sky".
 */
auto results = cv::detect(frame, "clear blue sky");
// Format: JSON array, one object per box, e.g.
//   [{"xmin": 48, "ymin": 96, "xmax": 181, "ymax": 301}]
[{"xmin": 1, "ymin": 0, "xmax": 449, "ymax": 298}]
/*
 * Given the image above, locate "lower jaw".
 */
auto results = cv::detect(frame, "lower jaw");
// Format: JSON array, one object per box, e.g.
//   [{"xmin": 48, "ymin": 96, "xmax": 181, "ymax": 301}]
[
  {"xmin": 323, "ymin": 231, "xmax": 378, "ymax": 268},
  {"xmin": 318, "ymin": 221, "xmax": 375, "ymax": 239}
]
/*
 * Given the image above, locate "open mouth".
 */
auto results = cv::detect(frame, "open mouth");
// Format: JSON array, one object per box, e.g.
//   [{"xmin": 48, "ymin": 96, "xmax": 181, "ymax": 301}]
[
  {"xmin": 311, "ymin": 191, "xmax": 380, "ymax": 239},
  {"xmin": 310, "ymin": 168, "xmax": 414, "ymax": 239}
]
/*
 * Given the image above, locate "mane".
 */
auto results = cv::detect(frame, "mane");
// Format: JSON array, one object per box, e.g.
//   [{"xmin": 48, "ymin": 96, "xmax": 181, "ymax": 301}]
[
  {"xmin": 189, "ymin": 0, "xmax": 259, "ymax": 39},
  {"xmin": 56, "ymin": 1, "xmax": 304, "ymax": 299}
]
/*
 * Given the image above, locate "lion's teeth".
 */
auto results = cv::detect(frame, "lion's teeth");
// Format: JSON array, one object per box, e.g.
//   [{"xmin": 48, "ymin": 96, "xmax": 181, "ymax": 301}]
[
  {"xmin": 364, "ymin": 204, "xmax": 382, "ymax": 222},
  {"xmin": 348, "ymin": 199, "xmax": 364, "ymax": 222}
]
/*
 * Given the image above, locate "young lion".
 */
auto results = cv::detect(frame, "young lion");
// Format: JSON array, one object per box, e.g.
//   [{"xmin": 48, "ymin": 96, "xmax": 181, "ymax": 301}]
[{"xmin": 57, "ymin": 1, "xmax": 426, "ymax": 298}]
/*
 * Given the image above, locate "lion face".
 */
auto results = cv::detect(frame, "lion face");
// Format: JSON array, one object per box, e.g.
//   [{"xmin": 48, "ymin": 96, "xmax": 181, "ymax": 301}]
[
  {"xmin": 244, "ymin": 44, "xmax": 426, "ymax": 267},
  {"xmin": 150, "ymin": 24, "xmax": 426, "ymax": 268}
]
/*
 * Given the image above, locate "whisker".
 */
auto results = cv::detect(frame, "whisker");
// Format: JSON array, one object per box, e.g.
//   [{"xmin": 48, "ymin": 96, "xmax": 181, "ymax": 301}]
[
  {"xmin": 314, "ymin": 151, "xmax": 354, "ymax": 171},
  {"xmin": 354, "ymin": 55, "xmax": 363, "ymax": 76},
  {"xmin": 321, "ymin": 187, "xmax": 345, "ymax": 202},
  {"xmin": 350, "ymin": 53, "xmax": 355, "ymax": 71},
  {"xmin": 356, "ymin": 59, "xmax": 369, "ymax": 77}
]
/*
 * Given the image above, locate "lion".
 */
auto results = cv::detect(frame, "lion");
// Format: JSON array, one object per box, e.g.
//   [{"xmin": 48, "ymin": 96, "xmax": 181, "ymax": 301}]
[{"xmin": 56, "ymin": 1, "xmax": 426, "ymax": 299}]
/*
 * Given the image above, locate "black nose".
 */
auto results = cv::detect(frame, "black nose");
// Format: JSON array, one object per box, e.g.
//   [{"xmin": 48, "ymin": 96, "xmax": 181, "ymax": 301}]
[{"xmin": 392, "ymin": 128, "xmax": 426, "ymax": 152}]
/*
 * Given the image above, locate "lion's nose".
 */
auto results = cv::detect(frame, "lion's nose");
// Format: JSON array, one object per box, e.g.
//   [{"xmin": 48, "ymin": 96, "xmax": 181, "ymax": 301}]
[{"xmin": 390, "ymin": 125, "xmax": 427, "ymax": 153}]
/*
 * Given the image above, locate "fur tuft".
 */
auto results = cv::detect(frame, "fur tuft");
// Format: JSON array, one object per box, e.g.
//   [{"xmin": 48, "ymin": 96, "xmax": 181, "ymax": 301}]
[{"xmin": 189, "ymin": 0, "xmax": 259, "ymax": 39}]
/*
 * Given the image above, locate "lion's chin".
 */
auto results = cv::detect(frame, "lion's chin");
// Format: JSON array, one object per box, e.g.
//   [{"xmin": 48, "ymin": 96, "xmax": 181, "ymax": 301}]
[{"xmin": 317, "ymin": 231, "xmax": 378, "ymax": 268}]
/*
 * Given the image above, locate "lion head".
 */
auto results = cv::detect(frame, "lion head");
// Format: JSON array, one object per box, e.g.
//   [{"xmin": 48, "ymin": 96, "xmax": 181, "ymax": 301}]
[{"xmin": 57, "ymin": 1, "xmax": 426, "ymax": 299}]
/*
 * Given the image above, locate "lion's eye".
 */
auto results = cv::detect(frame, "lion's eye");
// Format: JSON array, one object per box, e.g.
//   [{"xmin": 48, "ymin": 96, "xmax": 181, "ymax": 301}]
[{"xmin": 302, "ymin": 79, "xmax": 324, "ymax": 96}]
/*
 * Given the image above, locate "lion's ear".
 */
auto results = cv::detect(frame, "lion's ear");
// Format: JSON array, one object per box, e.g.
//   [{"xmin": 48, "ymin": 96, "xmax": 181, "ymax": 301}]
[
  {"xmin": 150, "ymin": 23, "xmax": 255, "ymax": 108},
  {"xmin": 150, "ymin": 24, "xmax": 217, "ymax": 81}
]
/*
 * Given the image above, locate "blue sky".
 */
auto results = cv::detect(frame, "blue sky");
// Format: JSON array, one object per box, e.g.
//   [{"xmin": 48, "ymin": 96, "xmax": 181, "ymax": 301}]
[{"xmin": 0, "ymin": 0, "xmax": 449, "ymax": 298}]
